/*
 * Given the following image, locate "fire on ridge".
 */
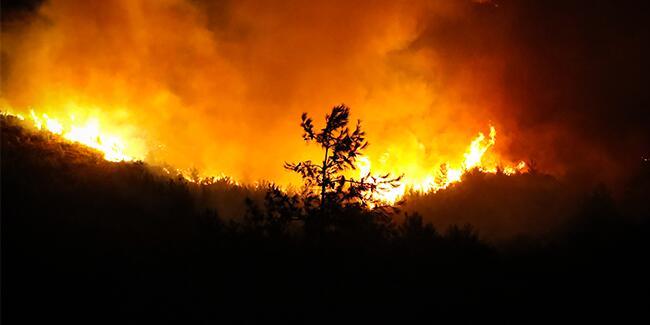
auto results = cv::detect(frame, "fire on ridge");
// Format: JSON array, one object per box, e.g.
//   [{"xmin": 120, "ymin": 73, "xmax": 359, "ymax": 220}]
[
  {"xmin": 357, "ymin": 125, "xmax": 527, "ymax": 203},
  {"xmin": 5, "ymin": 109, "xmax": 144, "ymax": 163},
  {"xmin": 3, "ymin": 108, "xmax": 527, "ymax": 202}
]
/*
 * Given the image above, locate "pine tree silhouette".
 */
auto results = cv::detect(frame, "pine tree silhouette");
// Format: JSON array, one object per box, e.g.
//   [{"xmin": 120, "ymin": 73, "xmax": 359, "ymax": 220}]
[{"xmin": 284, "ymin": 104, "xmax": 402, "ymax": 233}]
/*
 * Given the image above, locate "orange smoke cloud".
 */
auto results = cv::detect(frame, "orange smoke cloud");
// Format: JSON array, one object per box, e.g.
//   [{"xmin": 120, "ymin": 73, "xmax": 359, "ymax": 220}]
[{"xmin": 1, "ymin": 0, "xmax": 554, "ymax": 186}]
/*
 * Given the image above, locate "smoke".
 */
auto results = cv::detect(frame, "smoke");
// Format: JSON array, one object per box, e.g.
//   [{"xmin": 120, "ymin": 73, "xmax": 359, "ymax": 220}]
[{"xmin": 2, "ymin": 0, "xmax": 649, "ymax": 185}]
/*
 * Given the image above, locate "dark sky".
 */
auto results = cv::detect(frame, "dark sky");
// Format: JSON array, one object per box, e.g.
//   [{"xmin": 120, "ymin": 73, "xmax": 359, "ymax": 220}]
[
  {"xmin": 413, "ymin": 0, "xmax": 650, "ymax": 178},
  {"xmin": 1, "ymin": 0, "xmax": 42, "ymax": 19}
]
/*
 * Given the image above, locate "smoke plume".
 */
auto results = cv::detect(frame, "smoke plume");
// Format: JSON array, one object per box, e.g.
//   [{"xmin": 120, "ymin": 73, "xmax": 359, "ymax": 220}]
[{"xmin": 2, "ymin": 0, "xmax": 649, "ymax": 185}]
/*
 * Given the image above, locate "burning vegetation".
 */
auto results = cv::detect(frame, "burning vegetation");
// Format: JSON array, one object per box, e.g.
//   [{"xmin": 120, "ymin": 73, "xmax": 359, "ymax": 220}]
[
  {"xmin": 2, "ymin": 0, "xmax": 650, "ymax": 323},
  {"xmin": 0, "ymin": 0, "xmax": 579, "ymax": 189},
  {"xmin": 2, "ymin": 105, "xmax": 527, "ymax": 203},
  {"xmin": 2, "ymin": 104, "xmax": 649, "ymax": 323}
]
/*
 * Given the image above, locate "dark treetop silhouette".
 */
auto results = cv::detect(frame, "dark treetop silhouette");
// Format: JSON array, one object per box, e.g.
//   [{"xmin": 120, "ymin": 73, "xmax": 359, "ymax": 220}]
[{"xmin": 281, "ymin": 105, "xmax": 402, "ymax": 231}]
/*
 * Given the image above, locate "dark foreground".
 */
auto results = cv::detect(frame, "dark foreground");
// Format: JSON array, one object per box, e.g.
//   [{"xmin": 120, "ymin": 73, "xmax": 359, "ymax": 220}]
[{"xmin": 2, "ymin": 116, "xmax": 649, "ymax": 324}]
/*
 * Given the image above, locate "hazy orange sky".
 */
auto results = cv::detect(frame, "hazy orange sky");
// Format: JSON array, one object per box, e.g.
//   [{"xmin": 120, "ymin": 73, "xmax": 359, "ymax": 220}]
[{"xmin": 2, "ymin": 0, "xmax": 648, "ymax": 185}]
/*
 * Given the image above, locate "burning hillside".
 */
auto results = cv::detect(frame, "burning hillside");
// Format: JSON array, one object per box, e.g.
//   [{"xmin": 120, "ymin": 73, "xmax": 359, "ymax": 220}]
[
  {"xmin": 2, "ymin": 0, "xmax": 649, "ymax": 210},
  {"xmin": 2, "ymin": 1, "xmax": 650, "ymax": 323},
  {"xmin": 3, "ymin": 107, "xmax": 526, "ymax": 203},
  {"xmin": 4, "ymin": 0, "xmax": 648, "ymax": 192},
  {"xmin": 3, "ymin": 101, "xmax": 650, "ymax": 324},
  {"xmin": 5, "ymin": 109, "xmax": 141, "ymax": 162}
]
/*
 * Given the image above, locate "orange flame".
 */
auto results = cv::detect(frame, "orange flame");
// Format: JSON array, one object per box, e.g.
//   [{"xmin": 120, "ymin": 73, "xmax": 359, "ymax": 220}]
[
  {"xmin": 357, "ymin": 125, "xmax": 526, "ymax": 203},
  {"xmin": 12, "ymin": 109, "xmax": 145, "ymax": 162},
  {"xmin": 4, "ymin": 109, "xmax": 526, "ymax": 198}
]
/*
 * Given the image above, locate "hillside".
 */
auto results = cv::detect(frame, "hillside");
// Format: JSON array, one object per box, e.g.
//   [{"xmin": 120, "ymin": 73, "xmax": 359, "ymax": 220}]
[{"xmin": 2, "ymin": 114, "xmax": 650, "ymax": 323}]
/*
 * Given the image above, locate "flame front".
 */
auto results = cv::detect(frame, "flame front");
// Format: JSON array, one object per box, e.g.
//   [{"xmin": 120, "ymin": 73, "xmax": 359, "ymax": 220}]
[
  {"xmin": 357, "ymin": 125, "xmax": 527, "ymax": 203},
  {"xmin": 464, "ymin": 126, "xmax": 496, "ymax": 170},
  {"xmin": 5, "ymin": 108, "xmax": 526, "ymax": 198},
  {"xmin": 20, "ymin": 109, "xmax": 144, "ymax": 162}
]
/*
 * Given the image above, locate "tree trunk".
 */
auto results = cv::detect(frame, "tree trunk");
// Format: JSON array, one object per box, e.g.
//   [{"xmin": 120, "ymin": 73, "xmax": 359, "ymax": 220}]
[{"xmin": 320, "ymin": 146, "xmax": 328, "ymax": 211}]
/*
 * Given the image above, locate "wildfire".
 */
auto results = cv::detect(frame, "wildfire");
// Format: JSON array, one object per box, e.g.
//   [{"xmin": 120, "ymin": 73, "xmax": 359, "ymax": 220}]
[
  {"xmin": 3, "ymin": 109, "xmax": 526, "ymax": 201},
  {"xmin": 7, "ymin": 109, "xmax": 144, "ymax": 162},
  {"xmin": 357, "ymin": 126, "xmax": 527, "ymax": 203}
]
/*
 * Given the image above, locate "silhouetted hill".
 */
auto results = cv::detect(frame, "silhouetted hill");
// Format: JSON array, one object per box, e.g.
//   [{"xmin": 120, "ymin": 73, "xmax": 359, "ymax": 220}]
[
  {"xmin": 402, "ymin": 170, "xmax": 573, "ymax": 240},
  {"xmin": 2, "ymin": 114, "xmax": 649, "ymax": 323}
]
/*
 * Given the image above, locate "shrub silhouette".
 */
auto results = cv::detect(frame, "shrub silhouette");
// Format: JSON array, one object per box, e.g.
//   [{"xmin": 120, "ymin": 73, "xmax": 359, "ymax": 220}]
[{"xmin": 246, "ymin": 104, "xmax": 403, "ymax": 237}]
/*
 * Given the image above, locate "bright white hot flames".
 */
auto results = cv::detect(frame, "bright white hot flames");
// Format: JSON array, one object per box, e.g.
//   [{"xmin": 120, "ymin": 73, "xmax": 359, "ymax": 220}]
[
  {"xmin": 24, "ymin": 109, "xmax": 141, "ymax": 162},
  {"xmin": 4, "ymin": 109, "xmax": 526, "ymax": 198},
  {"xmin": 356, "ymin": 125, "xmax": 527, "ymax": 203}
]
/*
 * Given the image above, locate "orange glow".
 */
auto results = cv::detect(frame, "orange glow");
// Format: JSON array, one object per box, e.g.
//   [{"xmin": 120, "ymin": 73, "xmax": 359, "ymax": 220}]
[
  {"xmin": 1, "ymin": 0, "xmax": 534, "ymax": 192},
  {"xmin": 356, "ymin": 126, "xmax": 527, "ymax": 203},
  {"xmin": 3, "ymin": 107, "xmax": 526, "ymax": 199},
  {"xmin": 14, "ymin": 108, "xmax": 146, "ymax": 162}
]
